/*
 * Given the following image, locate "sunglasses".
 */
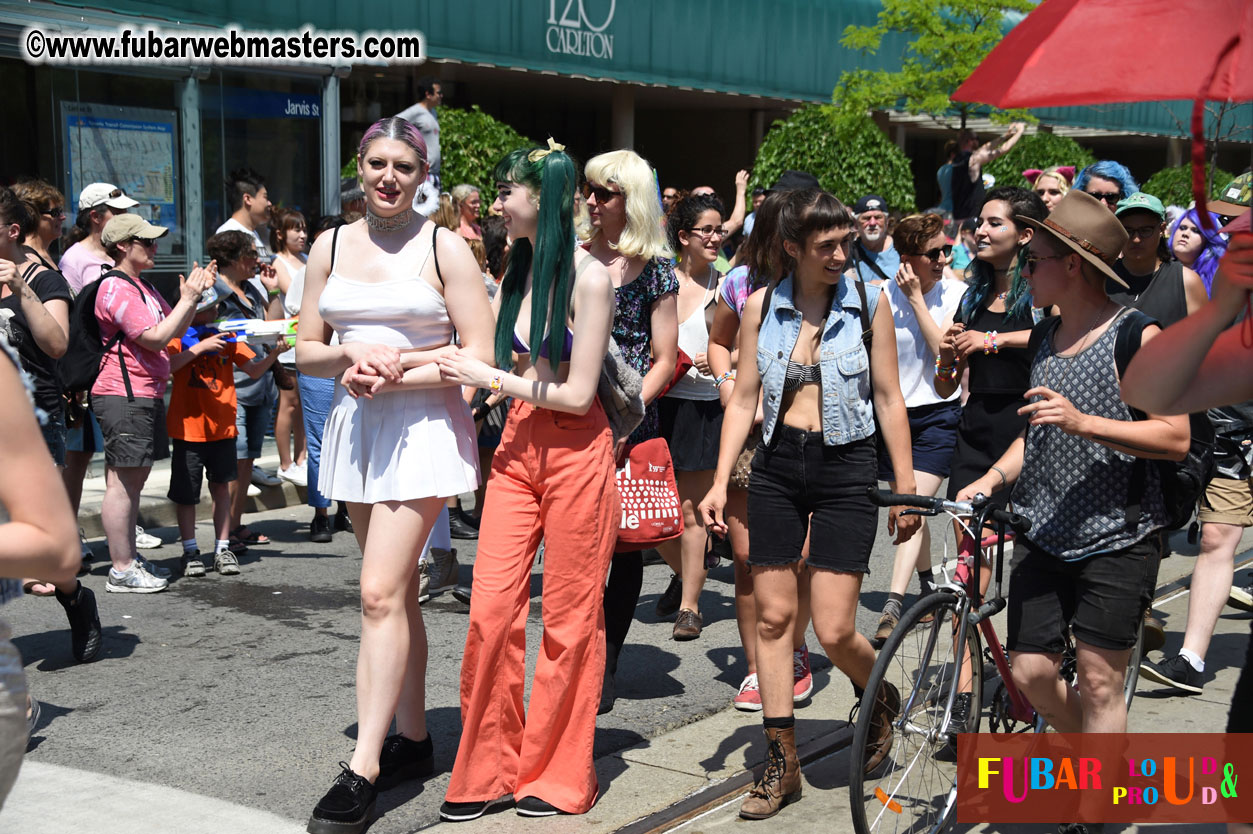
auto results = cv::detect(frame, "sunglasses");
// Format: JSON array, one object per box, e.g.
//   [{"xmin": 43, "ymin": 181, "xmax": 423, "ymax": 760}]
[
  {"xmin": 919, "ymin": 244, "xmax": 953, "ymax": 261},
  {"xmin": 128, "ymin": 237, "xmax": 158, "ymax": 248},
  {"xmin": 1024, "ymin": 252, "xmax": 1068, "ymax": 272},
  {"xmin": 42, "ymin": 208, "xmax": 67, "ymax": 219},
  {"xmin": 1087, "ymin": 190, "xmax": 1122, "ymax": 205},
  {"xmin": 582, "ymin": 183, "xmax": 622, "ymax": 202},
  {"xmin": 1122, "ymin": 224, "xmax": 1161, "ymax": 241}
]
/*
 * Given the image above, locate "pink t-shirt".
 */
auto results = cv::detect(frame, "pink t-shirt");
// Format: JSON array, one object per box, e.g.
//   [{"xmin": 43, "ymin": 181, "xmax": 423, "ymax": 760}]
[
  {"xmin": 92, "ymin": 274, "xmax": 173, "ymax": 399},
  {"xmin": 58, "ymin": 242, "xmax": 113, "ymax": 294}
]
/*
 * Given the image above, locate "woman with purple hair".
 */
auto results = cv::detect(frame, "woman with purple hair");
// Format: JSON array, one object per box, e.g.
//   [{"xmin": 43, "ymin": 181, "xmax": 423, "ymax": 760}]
[
  {"xmin": 1169, "ymin": 207, "xmax": 1230, "ymax": 296},
  {"xmin": 296, "ymin": 116, "xmax": 495, "ymax": 834}
]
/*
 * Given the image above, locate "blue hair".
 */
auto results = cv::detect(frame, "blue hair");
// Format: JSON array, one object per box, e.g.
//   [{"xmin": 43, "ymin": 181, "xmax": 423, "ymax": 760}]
[
  {"xmin": 959, "ymin": 186, "xmax": 1047, "ymax": 322},
  {"xmin": 1073, "ymin": 161, "xmax": 1139, "ymax": 200},
  {"xmin": 1168, "ymin": 207, "xmax": 1228, "ymax": 295}
]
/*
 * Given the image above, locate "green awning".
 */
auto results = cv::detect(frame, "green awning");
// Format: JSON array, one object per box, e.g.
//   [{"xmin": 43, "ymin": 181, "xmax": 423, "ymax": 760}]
[{"xmin": 37, "ymin": 0, "xmax": 1253, "ymax": 140}]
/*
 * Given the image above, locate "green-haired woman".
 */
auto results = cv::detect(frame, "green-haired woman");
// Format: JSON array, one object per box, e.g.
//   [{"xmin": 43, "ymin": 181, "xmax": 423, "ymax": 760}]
[{"xmin": 436, "ymin": 141, "xmax": 619, "ymax": 820}]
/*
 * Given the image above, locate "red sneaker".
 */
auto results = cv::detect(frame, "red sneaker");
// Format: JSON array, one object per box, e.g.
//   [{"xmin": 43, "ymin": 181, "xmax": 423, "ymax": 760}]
[
  {"xmin": 733, "ymin": 673, "xmax": 763, "ymax": 711},
  {"xmin": 793, "ymin": 645, "xmax": 814, "ymax": 703}
]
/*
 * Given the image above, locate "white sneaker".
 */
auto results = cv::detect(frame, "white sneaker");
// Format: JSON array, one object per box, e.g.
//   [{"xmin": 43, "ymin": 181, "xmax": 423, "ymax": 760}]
[
  {"xmin": 133, "ymin": 554, "xmax": 171, "ymax": 579},
  {"xmin": 134, "ymin": 525, "xmax": 164, "ymax": 549},
  {"xmin": 247, "ymin": 483, "xmax": 262, "ymax": 498},
  {"xmin": 251, "ymin": 465, "xmax": 282, "ymax": 487},
  {"xmin": 278, "ymin": 464, "xmax": 307, "ymax": 486},
  {"xmin": 106, "ymin": 561, "xmax": 168, "ymax": 593}
]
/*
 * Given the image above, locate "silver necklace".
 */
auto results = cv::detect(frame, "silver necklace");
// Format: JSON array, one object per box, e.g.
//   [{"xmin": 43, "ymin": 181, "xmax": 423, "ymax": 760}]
[{"xmin": 365, "ymin": 208, "xmax": 416, "ymax": 232}]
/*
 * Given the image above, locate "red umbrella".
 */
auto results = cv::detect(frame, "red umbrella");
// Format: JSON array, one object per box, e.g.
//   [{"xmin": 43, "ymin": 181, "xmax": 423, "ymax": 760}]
[{"xmin": 952, "ymin": 0, "xmax": 1252, "ymax": 226}]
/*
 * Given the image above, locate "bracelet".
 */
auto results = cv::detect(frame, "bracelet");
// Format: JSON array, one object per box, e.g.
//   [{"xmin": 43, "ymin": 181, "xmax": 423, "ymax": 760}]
[
  {"xmin": 934, "ymin": 355, "xmax": 957, "ymax": 382},
  {"xmin": 714, "ymin": 370, "xmax": 736, "ymax": 388},
  {"xmin": 990, "ymin": 465, "xmax": 1007, "ymax": 487},
  {"xmin": 489, "ymin": 373, "xmax": 503, "ymax": 392},
  {"xmin": 983, "ymin": 330, "xmax": 999, "ymax": 354}
]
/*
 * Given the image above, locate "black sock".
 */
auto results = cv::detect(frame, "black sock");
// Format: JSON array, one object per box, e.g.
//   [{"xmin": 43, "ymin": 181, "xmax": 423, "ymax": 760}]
[
  {"xmin": 762, "ymin": 715, "xmax": 795, "ymax": 730},
  {"xmin": 918, "ymin": 569, "xmax": 935, "ymax": 593}
]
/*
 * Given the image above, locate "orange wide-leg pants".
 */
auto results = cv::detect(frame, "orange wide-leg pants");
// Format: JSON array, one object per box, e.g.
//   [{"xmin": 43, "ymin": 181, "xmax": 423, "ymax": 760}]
[{"xmin": 446, "ymin": 400, "xmax": 620, "ymax": 813}]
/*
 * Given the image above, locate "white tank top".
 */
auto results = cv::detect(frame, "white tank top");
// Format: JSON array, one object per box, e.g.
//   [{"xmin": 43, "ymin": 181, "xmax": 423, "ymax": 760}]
[
  {"xmin": 318, "ymin": 225, "xmax": 452, "ymax": 350},
  {"xmin": 667, "ymin": 281, "xmax": 719, "ymax": 401}
]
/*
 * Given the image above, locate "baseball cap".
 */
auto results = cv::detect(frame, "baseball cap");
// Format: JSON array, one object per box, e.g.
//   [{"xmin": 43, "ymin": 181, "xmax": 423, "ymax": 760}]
[
  {"xmin": 768, "ymin": 170, "xmax": 820, "ymax": 193},
  {"xmin": 196, "ymin": 277, "xmax": 233, "ymax": 313},
  {"xmin": 78, "ymin": 182, "xmax": 139, "ymax": 212},
  {"xmin": 101, "ymin": 214, "xmax": 169, "ymax": 247},
  {"xmin": 1114, "ymin": 192, "xmax": 1165, "ymax": 219},
  {"xmin": 854, "ymin": 195, "xmax": 888, "ymax": 214},
  {"xmin": 1211, "ymin": 172, "xmax": 1251, "ymax": 218}
]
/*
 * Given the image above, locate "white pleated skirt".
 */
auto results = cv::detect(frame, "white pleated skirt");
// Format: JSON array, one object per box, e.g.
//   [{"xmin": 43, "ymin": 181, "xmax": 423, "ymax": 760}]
[{"xmin": 319, "ymin": 382, "xmax": 480, "ymax": 504}]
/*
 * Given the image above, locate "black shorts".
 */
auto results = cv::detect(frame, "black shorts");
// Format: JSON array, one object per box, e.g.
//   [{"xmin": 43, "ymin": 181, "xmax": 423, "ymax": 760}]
[
  {"xmin": 659, "ymin": 396, "xmax": 724, "ymax": 472},
  {"xmin": 1007, "ymin": 533, "xmax": 1163, "ymax": 654},
  {"xmin": 878, "ymin": 400, "xmax": 960, "ymax": 481},
  {"xmin": 93, "ymin": 395, "xmax": 169, "ymax": 468},
  {"xmin": 168, "ymin": 438, "xmax": 238, "ymax": 505},
  {"xmin": 747, "ymin": 426, "xmax": 878, "ymax": 573}
]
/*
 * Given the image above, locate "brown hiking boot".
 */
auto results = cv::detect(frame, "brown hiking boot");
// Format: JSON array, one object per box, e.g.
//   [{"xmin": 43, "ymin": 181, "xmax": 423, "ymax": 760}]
[
  {"xmin": 863, "ymin": 680, "xmax": 900, "ymax": 774},
  {"xmin": 739, "ymin": 725, "xmax": 802, "ymax": 819},
  {"xmin": 1142, "ymin": 609, "xmax": 1166, "ymax": 654},
  {"xmin": 871, "ymin": 611, "xmax": 898, "ymax": 649}
]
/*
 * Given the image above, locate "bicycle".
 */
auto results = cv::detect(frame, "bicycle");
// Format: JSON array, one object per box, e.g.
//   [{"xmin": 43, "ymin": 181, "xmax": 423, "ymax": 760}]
[{"xmin": 848, "ymin": 488, "xmax": 1144, "ymax": 834}]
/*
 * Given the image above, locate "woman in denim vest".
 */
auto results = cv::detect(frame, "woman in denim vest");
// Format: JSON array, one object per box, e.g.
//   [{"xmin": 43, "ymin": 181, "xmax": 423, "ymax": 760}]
[{"xmin": 700, "ymin": 188, "xmax": 921, "ymax": 820}]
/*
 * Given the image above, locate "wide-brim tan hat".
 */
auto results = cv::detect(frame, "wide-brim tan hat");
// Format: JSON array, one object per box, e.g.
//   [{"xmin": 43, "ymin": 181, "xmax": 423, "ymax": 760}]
[{"xmin": 1017, "ymin": 190, "xmax": 1131, "ymax": 288}]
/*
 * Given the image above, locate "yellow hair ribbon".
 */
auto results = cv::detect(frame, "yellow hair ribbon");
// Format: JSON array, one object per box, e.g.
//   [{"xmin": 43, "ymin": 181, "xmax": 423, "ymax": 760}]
[{"xmin": 528, "ymin": 137, "xmax": 566, "ymax": 163}]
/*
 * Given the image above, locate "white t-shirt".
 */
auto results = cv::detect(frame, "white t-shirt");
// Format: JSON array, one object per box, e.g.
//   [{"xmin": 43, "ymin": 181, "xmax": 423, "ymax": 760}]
[{"xmin": 883, "ymin": 276, "xmax": 965, "ymax": 408}]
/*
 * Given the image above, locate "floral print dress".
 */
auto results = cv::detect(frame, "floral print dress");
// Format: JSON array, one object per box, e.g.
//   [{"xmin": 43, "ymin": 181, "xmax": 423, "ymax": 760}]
[{"xmin": 612, "ymin": 257, "xmax": 679, "ymax": 445}]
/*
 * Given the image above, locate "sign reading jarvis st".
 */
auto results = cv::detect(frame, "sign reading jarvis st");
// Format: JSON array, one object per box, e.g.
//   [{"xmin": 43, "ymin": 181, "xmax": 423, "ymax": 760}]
[{"xmin": 546, "ymin": 0, "xmax": 615, "ymax": 60}]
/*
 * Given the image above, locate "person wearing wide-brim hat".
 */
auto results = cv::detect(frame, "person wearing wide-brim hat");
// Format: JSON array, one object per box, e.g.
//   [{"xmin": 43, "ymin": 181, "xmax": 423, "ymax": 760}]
[{"xmin": 953, "ymin": 189, "xmax": 1192, "ymax": 745}]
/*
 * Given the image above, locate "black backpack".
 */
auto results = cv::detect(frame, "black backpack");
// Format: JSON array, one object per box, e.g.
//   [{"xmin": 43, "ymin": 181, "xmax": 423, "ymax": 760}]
[{"xmin": 61, "ymin": 269, "xmax": 148, "ymax": 400}]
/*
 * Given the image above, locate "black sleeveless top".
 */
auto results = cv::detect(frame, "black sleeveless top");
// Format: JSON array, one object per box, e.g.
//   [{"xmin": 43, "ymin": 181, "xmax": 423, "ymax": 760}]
[
  {"xmin": 1108, "ymin": 260, "xmax": 1188, "ymax": 328},
  {"xmin": 954, "ymin": 302, "xmax": 1036, "ymax": 396}
]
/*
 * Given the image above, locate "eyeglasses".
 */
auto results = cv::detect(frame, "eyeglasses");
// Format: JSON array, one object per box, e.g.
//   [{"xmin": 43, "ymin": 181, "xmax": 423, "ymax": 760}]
[
  {"xmin": 582, "ymin": 183, "xmax": 622, "ymax": 203},
  {"xmin": 242, "ymin": 249, "xmax": 260, "ymax": 260},
  {"xmin": 920, "ymin": 244, "xmax": 953, "ymax": 261},
  {"xmin": 1024, "ymin": 252, "xmax": 1068, "ymax": 272},
  {"xmin": 1122, "ymin": 224, "xmax": 1161, "ymax": 241},
  {"xmin": 688, "ymin": 225, "xmax": 728, "ymax": 239},
  {"xmin": 1087, "ymin": 190, "xmax": 1122, "ymax": 205}
]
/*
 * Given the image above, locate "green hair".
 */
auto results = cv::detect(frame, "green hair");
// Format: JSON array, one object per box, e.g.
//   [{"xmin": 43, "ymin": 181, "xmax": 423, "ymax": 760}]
[{"xmin": 492, "ymin": 146, "xmax": 577, "ymax": 373}]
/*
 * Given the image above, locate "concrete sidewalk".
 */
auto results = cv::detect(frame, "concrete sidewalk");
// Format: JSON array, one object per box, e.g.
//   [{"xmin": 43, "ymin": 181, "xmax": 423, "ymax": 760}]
[{"xmin": 75, "ymin": 437, "xmax": 304, "ymax": 539}]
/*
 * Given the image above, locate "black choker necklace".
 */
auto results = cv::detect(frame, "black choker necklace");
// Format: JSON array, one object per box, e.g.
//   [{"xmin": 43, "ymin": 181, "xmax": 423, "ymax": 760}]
[{"xmin": 365, "ymin": 208, "xmax": 415, "ymax": 232}]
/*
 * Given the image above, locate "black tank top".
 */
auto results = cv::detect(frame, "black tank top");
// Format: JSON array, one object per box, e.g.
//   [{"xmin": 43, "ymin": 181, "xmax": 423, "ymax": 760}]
[{"xmin": 1108, "ymin": 260, "xmax": 1188, "ymax": 327}]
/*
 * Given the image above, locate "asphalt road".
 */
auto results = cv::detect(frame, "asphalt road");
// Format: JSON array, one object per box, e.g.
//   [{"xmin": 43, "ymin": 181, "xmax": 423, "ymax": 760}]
[{"xmin": 6, "ymin": 497, "xmax": 1220, "ymax": 832}]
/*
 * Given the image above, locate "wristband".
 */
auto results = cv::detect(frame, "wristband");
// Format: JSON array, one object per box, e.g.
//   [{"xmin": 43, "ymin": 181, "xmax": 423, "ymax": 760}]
[
  {"xmin": 714, "ymin": 370, "xmax": 736, "ymax": 388},
  {"xmin": 934, "ymin": 355, "xmax": 957, "ymax": 382},
  {"xmin": 990, "ymin": 465, "xmax": 1007, "ymax": 487},
  {"xmin": 489, "ymin": 373, "xmax": 503, "ymax": 392},
  {"xmin": 983, "ymin": 330, "xmax": 1000, "ymax": 354}
]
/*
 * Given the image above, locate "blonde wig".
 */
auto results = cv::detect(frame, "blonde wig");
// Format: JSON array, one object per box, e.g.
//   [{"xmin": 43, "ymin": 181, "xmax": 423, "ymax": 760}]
[{"xmin": 582, "ymin": 150, "xmax": 672, "ymax": 261}]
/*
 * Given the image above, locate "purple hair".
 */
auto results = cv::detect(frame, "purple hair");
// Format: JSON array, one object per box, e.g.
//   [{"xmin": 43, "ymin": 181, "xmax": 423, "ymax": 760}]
[
  {"xmin": 1168, "ymin": 207, "xmax": 1228, "ymax": 295},
  {"xmin": 358, "ymin": 116, "xmax": 428, "ymax": 165}
]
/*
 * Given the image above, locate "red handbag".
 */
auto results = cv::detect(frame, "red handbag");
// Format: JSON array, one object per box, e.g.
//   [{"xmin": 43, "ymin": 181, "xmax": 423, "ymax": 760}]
[
  {"xmin": 657, "ymin": 349, "xmax": 694, "ymax": 399},
  {"xmin": 615, "ymin": 437, "xmax": 683, "ymax": 551}
]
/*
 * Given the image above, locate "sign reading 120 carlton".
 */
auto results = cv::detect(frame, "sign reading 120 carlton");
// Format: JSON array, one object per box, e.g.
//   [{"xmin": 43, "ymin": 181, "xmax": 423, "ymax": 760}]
[{"xmin": 546, "ymin": 0, "xmax": 615, "ymax": 60}]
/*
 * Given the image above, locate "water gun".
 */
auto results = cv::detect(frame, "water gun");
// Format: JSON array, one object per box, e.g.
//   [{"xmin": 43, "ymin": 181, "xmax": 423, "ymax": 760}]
[
  {"xmin": 180, "ymin": 324, "xmax": 237, "ymax": 352},
  {"xmin": 213, "ymin": 317, "xmax": 299, "ymax": 347}
]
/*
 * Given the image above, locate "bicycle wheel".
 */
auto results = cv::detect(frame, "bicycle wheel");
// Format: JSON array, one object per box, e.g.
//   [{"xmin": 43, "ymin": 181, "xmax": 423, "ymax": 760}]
[{"xmin": 850, "ymin": 592, "xmax": 983, "ymax": 834}]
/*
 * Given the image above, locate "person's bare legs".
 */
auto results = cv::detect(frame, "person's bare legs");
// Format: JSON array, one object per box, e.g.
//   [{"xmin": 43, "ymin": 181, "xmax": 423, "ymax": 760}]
[
  {"xmin": 275, "ymin": 386, "xmax": 301, "ymax": 471},
  {"xmin": 677, "ymin": 469, "xmax": 716, "ymax": 613},
  {"xmin": 1180, "ymin": 522, "xmax": 1242, "ymax": 661},
  {"xmin": 727, "ymin": 489, "xmax": 755, "ymax": 673},
  {"xmin": 807, "ymin": 568, "xmax": 875, "ymax": 690},
  {"xmin": 885, "ymin": 471, "xmax": 944, "ymax": 597},
  {"xmin": 753, "ymin": 564, "xmax": 801, "ymax": 718},
  {"xmin": 101, "ymin": 466, "xmax": 150, "ymax": 572},
  {"xmin": 347, "ymin": 496, "xmax": 442, "ymax": 782},
  {"xmin": 1010, "ymin": 651, "xmax": 1082, "ymax": 733},
  {"xmin": 176, "ymin": 503, "xmax": 197, "ymax": 545},
  {"xmin": 63, "ymin": 450, "xmax": 92, "ymax": 516},
  {"xmin": 230, "ymin": 458, "xmax": 252, "ymax": 532},
  {"xmin": 1073, "ymin": 642, "xmax": 1133, "ymax": 733}
]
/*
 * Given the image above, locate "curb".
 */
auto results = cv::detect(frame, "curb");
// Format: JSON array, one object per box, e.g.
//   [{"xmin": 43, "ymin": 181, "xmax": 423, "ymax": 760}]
[{"xmin": 78, "ymin": 480, "xmax": 309, "ymax": 540}]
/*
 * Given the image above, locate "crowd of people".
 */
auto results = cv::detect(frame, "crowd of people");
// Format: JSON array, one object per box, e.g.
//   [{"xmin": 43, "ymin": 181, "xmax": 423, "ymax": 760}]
[{"xmin": 0, "ymin": 105, "xmax": 1251, "ymax": 834}]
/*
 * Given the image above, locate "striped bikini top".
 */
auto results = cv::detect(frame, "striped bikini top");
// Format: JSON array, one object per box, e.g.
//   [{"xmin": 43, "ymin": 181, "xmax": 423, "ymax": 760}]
[{"xmin": 783, "ymin": 359, "xmax": 821, "ymax": 391}]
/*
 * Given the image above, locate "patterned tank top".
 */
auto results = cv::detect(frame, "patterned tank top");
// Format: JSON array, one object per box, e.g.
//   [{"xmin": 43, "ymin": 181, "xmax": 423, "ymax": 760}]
[{"xmin": 1011, "ymin": 310, "xmax": 1166, "ymax": 560}]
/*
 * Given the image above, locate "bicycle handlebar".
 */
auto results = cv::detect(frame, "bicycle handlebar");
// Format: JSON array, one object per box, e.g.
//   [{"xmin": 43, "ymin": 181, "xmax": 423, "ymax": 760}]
[{"xmin": 867, "ymin": 488, "xmax": 1031, "ymax": 535}]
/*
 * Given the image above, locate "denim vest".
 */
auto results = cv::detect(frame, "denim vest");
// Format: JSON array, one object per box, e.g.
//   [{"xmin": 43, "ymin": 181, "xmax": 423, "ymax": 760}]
[{"xmin": 758, "ymin": 274, "xmax": 881, "ymax": 446}]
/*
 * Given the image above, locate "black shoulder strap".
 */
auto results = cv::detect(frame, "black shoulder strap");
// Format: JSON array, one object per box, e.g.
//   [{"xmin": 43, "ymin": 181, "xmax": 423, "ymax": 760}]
[
  {"xmin": 20, "ymin": 263, "xmax": 41, "ymax": 285},
  {"xmin": 95, "ymin": 270, "xmax": 150, "ymax": 402},
  {"xmin": 1027, "ymin": 314, "xmax": 1062, "ymax": 358},
  {"xmin": 853, "ymin": 276, "xmax": 873, "ymax": 346},
  {"xmin": 330, "ymin": 225, "xmax": 341, "ymax": 271},
  {"xmin": 757, "ymin": 280, "xmax": 776, "ymax": 331},
  {"xmin": 431, "ymin": 225, "xmax": 443, "ymax": 287},
  {"xmin": 853, "ymin": 240, "xmax": 893, "ymax": 283},
  {"xmin": 1114, "ymin": 308, "xmax": 1155, "ymax": 380}
]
